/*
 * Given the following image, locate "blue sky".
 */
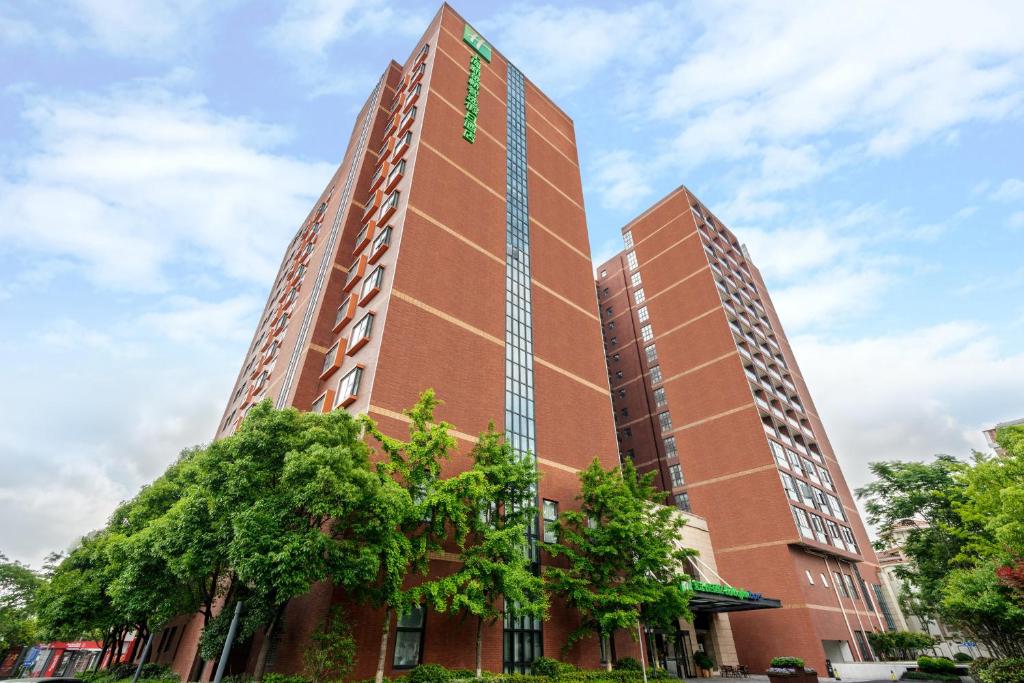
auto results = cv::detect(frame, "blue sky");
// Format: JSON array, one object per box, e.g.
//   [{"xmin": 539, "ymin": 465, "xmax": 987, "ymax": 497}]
[{"xmin": 2, "ymin": 0, "xmax": 1022, "ymax": 566}]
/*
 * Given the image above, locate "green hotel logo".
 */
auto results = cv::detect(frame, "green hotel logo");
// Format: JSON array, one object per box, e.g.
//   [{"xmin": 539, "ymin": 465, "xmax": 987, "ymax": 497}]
[
  {"xmin": 680, "ymin": 580, "xmax": 752, "ymax": 600},
  {"xmin": 463, "ymin": 23, "xmax": 492, "ymax": 62}
]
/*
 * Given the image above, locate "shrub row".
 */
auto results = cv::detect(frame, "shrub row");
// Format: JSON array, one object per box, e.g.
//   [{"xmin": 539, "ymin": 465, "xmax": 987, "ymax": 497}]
[
  {"xmin": 976, "ymin": 658, "xmax": 1024, "ymax": 683},
  {"xmin": 917, "ymin": 656, "xmax": 957, "ymax": 675},
  {"xmin": 900, "ymin": 672, "xmax": 959, "ymax": 682}
]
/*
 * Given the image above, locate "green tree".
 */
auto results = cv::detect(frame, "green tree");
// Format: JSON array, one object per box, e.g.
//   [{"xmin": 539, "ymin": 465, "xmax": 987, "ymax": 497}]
[
  {"xmin": 856, "ymin": 456, "xmax": 973, "ymax": 619},
  {"xmin": 303, "ymin": 606, "xmax": 356, "ymax": 683},
  {"xmin": 544, "ymin": 459, "xmax": 694, "ymax": 671},
  {"xmin": 354, "ymin": 390, "xmax": 459, "ymax": 683},
  {"xmin": 941, "ymin": 562, "xmax": 1024, "ymax": 657},
  {"xmin": 0, "ymin": 554, "xmax": 42, "ymax": 651},
  {"xmin": 422, "ymin": 426, "xmax": 547, "ymax": 678}
]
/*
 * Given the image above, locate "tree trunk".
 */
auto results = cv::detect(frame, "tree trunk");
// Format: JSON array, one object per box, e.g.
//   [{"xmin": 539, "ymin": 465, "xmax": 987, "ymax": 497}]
[
  {"xmin": 475, "ymin": 616, "xmax": 484, "ymax": 678},
  {"xmin": 375, "ymin": 607, "xmax": 393, "ymax": 683},
  {"xmin": 95, "ymin": 631, "xmax": 110, "ymax": 671},
  {"xmin": 605, "ymin": 634, "xmax": 613, "ymax": 672},
  {"xmin": 253, "ymin": 605, "xmax": 284, "ymax": 683}
]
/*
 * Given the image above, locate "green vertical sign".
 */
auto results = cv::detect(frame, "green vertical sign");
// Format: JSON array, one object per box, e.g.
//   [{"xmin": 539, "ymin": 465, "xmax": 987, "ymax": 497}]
[
  {"xmin": 463, "ymin": 23, "xmax": 492, "ymax": 62},
  {"xmin": 463, "ymin": 55, "xmax": 481, "ymax": 143}
]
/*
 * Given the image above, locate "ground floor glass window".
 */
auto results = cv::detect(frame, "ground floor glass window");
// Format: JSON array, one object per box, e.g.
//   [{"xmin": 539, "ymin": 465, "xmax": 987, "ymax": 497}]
[
  {"xmin": 393, "ymin": 606, "xmax": 425, "ymax": 669},
  {"xmin": 504, "ymin": 611, "xmax": 542, "ymax": 673}
]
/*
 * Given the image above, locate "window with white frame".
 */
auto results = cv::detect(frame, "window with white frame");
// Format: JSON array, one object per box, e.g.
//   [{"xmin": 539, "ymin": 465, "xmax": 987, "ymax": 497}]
[
  {"xmin": 400, "ymin": 106, "xmax": 417, "ymax": 129},
  {"xmin": 350, "ymin": 312, "xmax": 374, "ymax": 346},
  {"xmin": 634, "ymin": 288, "xmax": 646, "ymax": 304},
  {"xmin": 310, "ymin": 393, "xmax": 327, "ymax": 413},
  {"xmin": 649, "ymin": 365, "xmax": 662, "ymax": 384},
  {"xmin": 542, "ymin": 499, "xmax": 558, "ymax": 543},
  {"xmin": 379, "ymin": 191, "xmax": 399, "ymax": 220},
  {"xmin": 645, "ymin": 344, "xmax": 657, "ymax": 364},
  {"xmin": 626, "ymin": 251, "xmax": 638, "ymax": 271},
  {"xmin": 780, "ymin": 472, "xmax": 799, "ymax": 501},
  {"xmin": 770, "ymin": 440, "xmax": 789, "ymax": 468},
  {"xmin": 640, "ymin": 324, "xmax": 654, "ymax": 342},
  {"xmin": 630, "ymin": 272, "xmax": 642, "ymax": 288},
  {"xmin": 674, "ymin": 492, "xmax": 690, "ymax": 512},
  {"xmin": 658, "ymin": 411, "xmax": 673, "ymax": 433},
  {"xmin": 637, "ymin": 305, "xmax": 649, "ymax": 322},
  {"xmin": 361, "ymin": 265, "xmax": 384, "ymax": 299},
  {"xmin": 664, "ymin": 436, "xmax": 678, "ymax": 458},
  {"xmin": 623, "ymin": 231, "xmax": 634, "ymax": 248},
  {"xmin": 654, "ymin": 387, "xmax": 667, "ymax": 407},
  {"xmin": 336, "ymin": 366, "xmax": 363, "ymax": 403},
  {"xmin": 792, "ymin": 505, "xmax": 813, "ymax": 538},
  {"xmin": 387, "ymin": 159, "xmax": 406, "ymax": 186},
  {"xmin": 669, "ymin": 463, "xmax": 684, "ymax": 488}
]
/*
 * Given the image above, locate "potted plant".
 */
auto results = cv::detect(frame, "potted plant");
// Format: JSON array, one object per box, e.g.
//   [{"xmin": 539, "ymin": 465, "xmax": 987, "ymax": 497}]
[
  {"xmin": 693, "ymin": 651, "xmax": 716, "ymax": 678},
  {"xmin": 768, "ymin": 657, "xmax": 817, "ymax": 683}
]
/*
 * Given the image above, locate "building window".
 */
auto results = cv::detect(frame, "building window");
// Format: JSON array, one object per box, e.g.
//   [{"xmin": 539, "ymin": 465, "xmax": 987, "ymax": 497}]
[
  {"xmin": 623, "ymin": 230, "xmax": 634, "ymax": 248},
  {"xmin": 336, "ymin": 366, "xmax": 363, "ymax": 405},
  {"xmin": 387, "ymin": 158, "xmax": 407, "ymax": 186},
  {"xmin": 503, "ymin": 612, "xmax": 542, "ymax": 674},
  {"xmin": 640, "ymin": 323, "xmax": 654, "ymax": 342},
  {"xmin": 350, "ymin": 312, "xmax": 374, "ymax": 347},
  {"xmin": 399, "ymin": 106, "xmax": 417, "ymax": 131},
  {"xmin": 792, "ymin": 505, "xmax": 813, "ymax": 538},
  {"xmin": 605, "ymin": 306, "xmax": 613, "ymax": 316},
  {"xmin": 620, "ymin": 407, "xmax": 629, "ymax": 417},
  {"xmin": 361, "ymin": 265, "xmax": 385, "ymax": 300},
  {"xmin": 854, "ymin": 630, "xmax": 873, "ymax": 662},
  {"xmin": 542, "ymin": 499, "xmax": 558, "ymax": 543},
  {"xmin": 654, "ymin": 387, "xmax": 667, "ymax": 407},
  {"xmin": 669, "ymin": 464, "xmax": 684, "ymax": 488},
  {"xmin": 645, "ymin": 344, "xmax": 657, "ymax": 364},
  {"xmin": 805, "ymin": 570, "xmax": 815, "ymax": 585},
  {"xmin": 600, "ymin": 270, "xmax": 607, "ymax": 278},
  {"xmin": 626, "ymin": 251, "xmax": 638, "ymax": 271},
  {"xmin": 617, "ymin": 388, "xmax": 626, "ymax": 398},
  {"xmin": 630, "ymin": 272, "xmax": 642, "ymax": 288},
  {"xmin": 873, "ymin": 585, "xmax": 897, "ymax": 631},
  {"xmin": 634, "ymin": 288, "xmax": 646, "ymax": 304},
  {"xmin": 393, "ymin": 606, "xmax": 425, "ymax": 668},
  {"xmin": 612, "ymin": 352, "xmax": 620, "ymax": 362},
  {"xmin": 834, "ymin": 571, "xmax": 849, "ymax": 597},
  {"xmin": 637, "ymin": 305, "xmax": 649, "ymax": 322},
  {"xmin": 674, "ymin": 492, "xmax": 690, "ymax": 512},
  {"xmin": 658, "ymin": 411, "xmax": 673, "ymax": 433},
  {"xmin": 650, "ymin": 365, "xmax": 662, "ymax": 384},
  {"xmin": 664, "ymin": 436, "xmax": 678, "ymax": 458},
  {"xmin": 780, "ymin": 473, "xmax": 799, "ymax": 501},
  {"xmin": 622, "ymin": 427, "xmax": 632, "ymax": 438},
  {"xmin": 322, "ymin": 343, "xmax": 339, "ymax": 374},
  {"xmin": 379, "ymin": 190, "xmax": 399, "ymax": 221},
  {"xmin": 770, "ymin": 441, "xmax": 789, "ymax": 468},
  {"xmin": 820, "ymin": 573, "xmax": 829, "ymax": 587}
]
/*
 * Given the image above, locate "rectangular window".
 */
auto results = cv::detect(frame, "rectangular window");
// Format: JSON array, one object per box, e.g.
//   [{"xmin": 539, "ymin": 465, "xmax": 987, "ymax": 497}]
[
  {"xmin": 819, "ymin": 466, "xmax": 834, "ymax": 489},
  {"xmin": 810, "ymin": 513, "xmax": 827, "ymax": 543},
  {"xmin": 834, "ymin": 571, "xmax": 849, "ymax": 597},
  {"xmin": 843, "ymin": 574, "xmax": 859, "ymax": 600},
  {"xmin": 792, "ymin": 505, "xmax": 813, "ymax": 538},
  {"xmin": 387, "ymin": 158, "xmax": 406, "ymax": 186},
  {"xmin": 634, "ymin": 288, "xmax": 646, "ymax": 304},
  {"xmin": 645, "ymin": 344, "xmax": 657, "ymax": 364},
  {"xmin": 640, "ymin": 324, "xmax": 654, "ymax": 342},
  {"xmin": 649, "ymin": 365, "xmax": 662, "ymax": 384},
  {"xmin": 350, "ymin": 312, "xmax": 374, "ymax": 347},
  {"xmin": 654, "ymin": 387, "xmax": 667, "ymax": 407},
  {"xmin": 658, "ymin": 411, "xmax": 673, "ymax": 433},
  {"xmin": 669, "ymin": 464, "xmax": 684, "ymax": 488},
  {"xmin": 626, "ymin": 251, "xmax": 638, "ymax": 270},
  {"xmin": 322, "ymin": 342, "xmax": 339, "ymax": 374},
  {"xmin": 770, "ymin": 440, "xmax": 789, "ymax": 468},
  {"xmin": 542, "ymin": 499, "xmax": 558, "ymax": 543},
  {"xmin": 674, "ymin": 492, "xmax": 690, "ymax": 512},
  {"xmin": 360, "ymin": 265, "xmax": 384, "ymax": 300},
  {"xmin": 630, "ymin": 272, "xmax": 642, "ymax": 288},
  {"xmin": 829, "ymin": 494, "xmax": 846, "ymax": 520},
  {"xmin": 637, "ymin": 305, "xmax": 649, "ymax": 322},
  {"xmin": 780, "ymin": 473, "xmax": 799, "ymax": 501},
  {"xmin": 379, "ymin": 190, "xmax": 399, "ymax": 221},
  {"xmin": 623, "ymin": 230, "xmax": 634, "ymax": 248},
  {"xmin": 392, "ymin": 606, "xmax": 425, "ymax": 668},
  {"xmin": 336, "ymin": 366, "xmax": 363, "ymax": 405}
]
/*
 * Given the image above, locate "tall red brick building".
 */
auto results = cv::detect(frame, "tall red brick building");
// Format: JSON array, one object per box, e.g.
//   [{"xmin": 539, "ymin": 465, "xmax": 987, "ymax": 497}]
[
  {"xmin": 164, "ymin": 4, "xmax": 623, "ymax": 678},
  {"xmin": 596, "ymin": 185, "xmax": 891, "ymax": 673}
]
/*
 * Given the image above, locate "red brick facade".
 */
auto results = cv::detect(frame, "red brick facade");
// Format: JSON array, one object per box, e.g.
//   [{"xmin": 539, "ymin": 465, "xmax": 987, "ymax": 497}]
[
  {"xmin": 597, "ymin": 186, "xmax": 888, "ymax": 673},
  {"xmin": 170, "ymin": 4, "xmax": 627, "ymax": 680}
]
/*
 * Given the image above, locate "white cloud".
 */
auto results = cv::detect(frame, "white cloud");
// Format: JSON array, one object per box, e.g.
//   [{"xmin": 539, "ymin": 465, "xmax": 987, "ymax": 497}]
[
  {"xmin": 990, "ymin": 178, "xmax": 1024, "ymax": 203},
  {"xmin": 139, "ymin": 295, "xmax": 262, "ymax": 344},
  {"xmin": 588, "ymin": 150, "xmax": 657, "ymax": 211},
  {"xmin": 772, "ymin": 268, "xmax": 892, "ymax": 330},
  {"xmin": 485, "ymin": 3, "xmax": 672, "ymax": 95},
  {"xmin": 0, "ymin": 85, "xmax": 334, "ymax": 291},
  {"xmin": 792, "ymin": 321, "xmax": 1024, "ymax": 508}
]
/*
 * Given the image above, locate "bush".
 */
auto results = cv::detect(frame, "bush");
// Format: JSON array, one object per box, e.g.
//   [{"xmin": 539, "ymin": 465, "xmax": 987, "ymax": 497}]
[
  {"xmin": 978, "ymin": 658, "xmax": 1024, "ymax": 683},
  {"xmin": 970, "ymin": 658, "xmax": 995, "ymax": 678},
  {"xmin": 613, "ymin": 658, "xmax": 642, "ymax": 672},
  {"xmin": 531, "ymin": 658, "xmax": 578, "ymax": 678},
  {"xmin": 770, "ymin": 657, "xmax": 805, "ymax": 669},
  {"xmin": 901, "ymin": 672, "xmax": 959, "ymax": 681},
  {"xmin": 409, "ymin": 664, "xmax": 453, "ymax": 683},
  {"xmin": 261, "ymin": 675, "xmax": 309, "ymax": 683},
  {"xmin": 692, "ymin": 652, "xmax": 715, "ymax": 671},
  {"xmin": 953, "ymin": 653, "xmax": 973, "ymax": 663},
  {"xmin": 918, "ymin": 656, "xmax": 957, "ymax": 675}
]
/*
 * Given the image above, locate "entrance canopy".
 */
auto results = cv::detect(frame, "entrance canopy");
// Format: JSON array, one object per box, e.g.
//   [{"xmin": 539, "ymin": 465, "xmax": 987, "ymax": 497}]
[{"xmin": 681, "ymin": 580, "xmax": 782, "ymax": 613}]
